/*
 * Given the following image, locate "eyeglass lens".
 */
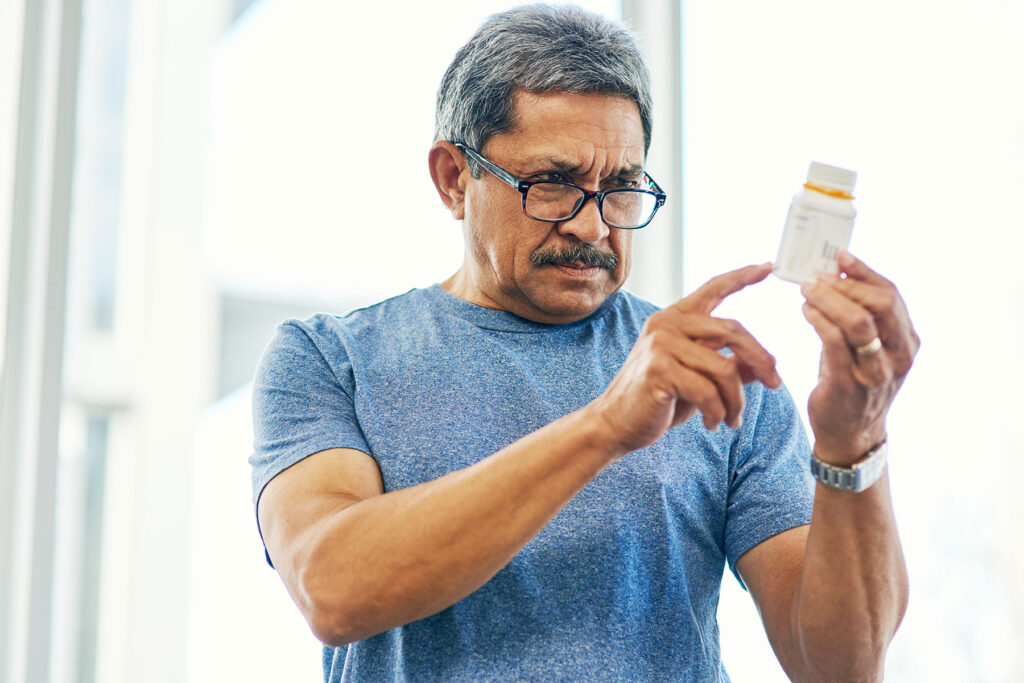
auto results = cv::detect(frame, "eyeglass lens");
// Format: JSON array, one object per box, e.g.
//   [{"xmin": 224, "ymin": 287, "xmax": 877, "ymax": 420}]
[{"xmin": 524, "ymin": 183, "xmax": 657, "ymax": 228}]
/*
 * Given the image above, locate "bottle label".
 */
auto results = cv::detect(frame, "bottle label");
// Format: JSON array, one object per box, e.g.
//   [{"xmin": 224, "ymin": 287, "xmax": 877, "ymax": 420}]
[{"xmin": 773, "ymin": 203, "xmax": 854, "ymax": 283}]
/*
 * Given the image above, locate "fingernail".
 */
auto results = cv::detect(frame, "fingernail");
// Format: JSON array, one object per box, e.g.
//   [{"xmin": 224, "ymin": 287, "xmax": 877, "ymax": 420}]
[
  {"xmin": 818, "ymin": 272, "xmax": 838, "ymax": 284},
  {"xmin": 799, "ymin": 282, "xmax": 812, "ymax": 295}
]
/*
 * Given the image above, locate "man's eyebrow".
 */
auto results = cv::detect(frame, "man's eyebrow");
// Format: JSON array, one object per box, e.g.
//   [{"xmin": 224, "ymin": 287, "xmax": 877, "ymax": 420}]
[
  {"xmin": 520, "ymin": 156, "xmax": 579, "ymax": 173},
  {"xmin": 616, "ymin": 163, "xmax": 645, "ymax": 177},
  {"xmin": 521, "ymin": 156, "xmax": 645, "ymax": 177}
]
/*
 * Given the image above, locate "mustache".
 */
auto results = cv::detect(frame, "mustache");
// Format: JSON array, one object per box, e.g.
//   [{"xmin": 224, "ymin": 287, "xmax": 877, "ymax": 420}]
[{"xmin": 530, "ymin": 243, "xmax": 619, "ymax": 271}]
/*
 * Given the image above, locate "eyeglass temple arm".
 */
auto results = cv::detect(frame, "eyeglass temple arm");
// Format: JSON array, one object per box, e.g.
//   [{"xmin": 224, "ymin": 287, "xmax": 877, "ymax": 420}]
[
  {"xmin": 644, "ymin": 172, "xmax": 667, "ymax": 203},
  {"xmin": 453, "ymin": 143, "xmax": 522, "ymax": 190}
]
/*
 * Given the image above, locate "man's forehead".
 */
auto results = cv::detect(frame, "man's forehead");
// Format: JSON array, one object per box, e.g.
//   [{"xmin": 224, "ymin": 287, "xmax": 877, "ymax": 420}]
[
  {"xmin": 510, "ymin": 91, "xmax": 642, "ymax": 134},
  {"xmin": 490, "ymin": 90, "xmax": 646, "ymax": 172}
]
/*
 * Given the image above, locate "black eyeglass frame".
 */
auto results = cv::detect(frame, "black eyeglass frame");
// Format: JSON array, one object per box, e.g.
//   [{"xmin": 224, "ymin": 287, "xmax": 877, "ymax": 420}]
[{"xmin": 454, "ymin": 143, "xmax": 667, "ymax": 230}]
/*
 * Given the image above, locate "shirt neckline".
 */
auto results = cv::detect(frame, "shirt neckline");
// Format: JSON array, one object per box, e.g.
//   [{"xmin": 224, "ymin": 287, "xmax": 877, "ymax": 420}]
[{"xmin": 422, "ymin": 283, "xmax": 620, "ymax": 333}]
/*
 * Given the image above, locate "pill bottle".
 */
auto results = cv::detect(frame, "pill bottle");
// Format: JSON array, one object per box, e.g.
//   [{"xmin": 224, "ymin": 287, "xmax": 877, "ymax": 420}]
[{"xmin": 773, "ymin": 161, "xmax": 857, "ymax": 283}]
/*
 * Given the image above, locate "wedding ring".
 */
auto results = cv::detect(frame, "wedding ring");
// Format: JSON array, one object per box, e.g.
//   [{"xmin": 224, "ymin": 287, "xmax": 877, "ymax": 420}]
[{"xmin": 853, "ymin": 337, "xmax": 883, "ymax": 357}]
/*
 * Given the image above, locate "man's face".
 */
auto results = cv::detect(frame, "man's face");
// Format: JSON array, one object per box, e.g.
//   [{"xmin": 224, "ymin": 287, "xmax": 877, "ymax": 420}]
[{"xmin": 457, "ymin": 91, "xmax": 646, "ymax": 324}]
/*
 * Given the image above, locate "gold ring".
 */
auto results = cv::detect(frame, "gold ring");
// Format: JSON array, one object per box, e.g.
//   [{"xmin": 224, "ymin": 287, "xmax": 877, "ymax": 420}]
[{"xmin": 853, "ymin": 337, "xmax": 883, "ymax": 357}]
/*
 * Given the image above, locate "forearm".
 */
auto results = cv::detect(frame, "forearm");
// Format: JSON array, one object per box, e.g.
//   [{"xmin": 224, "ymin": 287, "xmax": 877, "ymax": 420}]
[
  {"xmin": 791, "ymin": 473, "xmax": 908, "ymax": 680},
  {"xmin": 296, "ymin": 406, "xmax": 622, "ymax": 646}
]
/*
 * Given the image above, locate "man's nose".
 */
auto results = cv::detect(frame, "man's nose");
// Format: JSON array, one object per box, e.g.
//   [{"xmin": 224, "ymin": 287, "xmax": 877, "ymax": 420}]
[{"xmin": 556, "ymin": 196, "xmax": 609, "ymax": 244}]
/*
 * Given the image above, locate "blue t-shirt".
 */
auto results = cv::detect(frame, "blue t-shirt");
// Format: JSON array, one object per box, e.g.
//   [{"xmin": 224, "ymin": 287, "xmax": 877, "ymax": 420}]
[{"xmin": 250, "ymin": 284, "xmax": 814, "ymax": 682}]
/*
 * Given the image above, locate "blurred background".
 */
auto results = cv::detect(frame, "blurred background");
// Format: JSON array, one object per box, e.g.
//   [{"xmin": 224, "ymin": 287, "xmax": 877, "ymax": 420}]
[{"xmin": 1, "ymin": 0, "xmax": 1021, "ymax": 681}]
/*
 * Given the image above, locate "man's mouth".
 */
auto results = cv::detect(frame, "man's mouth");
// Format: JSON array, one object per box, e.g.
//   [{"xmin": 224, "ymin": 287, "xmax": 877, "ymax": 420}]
[{"xmin": 553, "ymin": 261, "xmax": 601, "ymax": 276}]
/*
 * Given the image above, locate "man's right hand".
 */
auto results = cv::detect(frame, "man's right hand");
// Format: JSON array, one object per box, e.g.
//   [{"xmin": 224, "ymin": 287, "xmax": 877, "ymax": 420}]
[{"xmin": 591, "ymin": 263, "xmax": 783, "ymax": 455}]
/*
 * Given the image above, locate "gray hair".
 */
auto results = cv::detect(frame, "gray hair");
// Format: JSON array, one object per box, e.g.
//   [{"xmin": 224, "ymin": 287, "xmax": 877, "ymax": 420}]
[{"xmin": 434, "ymin": 3, "xmax": 653, "ymax": 177}]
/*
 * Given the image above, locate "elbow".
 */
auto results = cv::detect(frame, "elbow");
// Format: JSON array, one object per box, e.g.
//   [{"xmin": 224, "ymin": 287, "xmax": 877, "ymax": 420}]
[
  {"xmin": 301, "ymin": 575, "xmax": 373, "ymax": 647},
  {"xmin": 308, "ymin": 608, "xmax": 360, "ymax": 648},
  {"xmin": 294, "ymin": 549, "xmax": 376, "ymax": 648}
]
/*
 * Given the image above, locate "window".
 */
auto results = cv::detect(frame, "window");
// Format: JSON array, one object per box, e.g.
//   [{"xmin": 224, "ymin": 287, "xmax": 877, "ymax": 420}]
[
  {"xmin": 7, "ymin": 1, "xmax": 1020, "ymax": 680},
  {"xmin": 4, "ymin": 2, "xmax": 628, "ymax": 682}
]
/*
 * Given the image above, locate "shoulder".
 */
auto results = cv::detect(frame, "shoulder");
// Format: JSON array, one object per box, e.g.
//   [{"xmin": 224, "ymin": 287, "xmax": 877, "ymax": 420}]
[
  {"xmin": 336, "ymin": 287, "xmax": 432, "ymax": 327},
  {"xmin": 744, "ymin": 381, "xmax": 804, "ymax": 436},
  {"xmin": 254, "ymin": 289, "xmax": 430, "ymax": 388},
  {"xmin": 730, "ymin": 381, "xmax": 812, "ymax": 492},
  {"xmin": 269, "ymin": 288, "xmax": 428, "ymax": 352}
]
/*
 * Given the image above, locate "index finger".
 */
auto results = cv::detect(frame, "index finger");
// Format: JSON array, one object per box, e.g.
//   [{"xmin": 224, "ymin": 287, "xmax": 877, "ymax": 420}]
[{"xmin": 674, "ymin": 262, "xmax": 773, "ymax": 315}]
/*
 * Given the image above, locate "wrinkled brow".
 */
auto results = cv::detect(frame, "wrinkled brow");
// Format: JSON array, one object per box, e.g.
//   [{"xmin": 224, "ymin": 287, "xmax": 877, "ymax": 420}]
[{"xmin": 521, "ymin": 156, "xmax": 645, "ymax": 178}]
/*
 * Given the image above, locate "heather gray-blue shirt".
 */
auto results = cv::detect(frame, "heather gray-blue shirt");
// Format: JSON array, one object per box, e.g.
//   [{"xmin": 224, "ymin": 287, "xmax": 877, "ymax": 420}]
[{"xmin": 250, "ymin": 284, "xmax": 814, "ymax": 682}]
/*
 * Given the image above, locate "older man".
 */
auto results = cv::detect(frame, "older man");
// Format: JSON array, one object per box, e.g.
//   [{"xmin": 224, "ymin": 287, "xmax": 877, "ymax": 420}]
[{"xmin": 250, "ymin": 4, "xmax": 916, "ymax": 681}]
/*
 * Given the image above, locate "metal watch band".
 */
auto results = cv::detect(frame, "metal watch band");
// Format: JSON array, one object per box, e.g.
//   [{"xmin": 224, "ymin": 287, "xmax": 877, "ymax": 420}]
[{"xmin": 810, "ymin": 441, "xmax": 888, "ymax": 493}]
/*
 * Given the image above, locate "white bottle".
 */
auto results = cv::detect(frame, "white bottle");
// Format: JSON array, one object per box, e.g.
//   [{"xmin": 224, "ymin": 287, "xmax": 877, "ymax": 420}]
[{"xmin": 773, "ymin": 161, "xmax": 857, "ymax": 284}]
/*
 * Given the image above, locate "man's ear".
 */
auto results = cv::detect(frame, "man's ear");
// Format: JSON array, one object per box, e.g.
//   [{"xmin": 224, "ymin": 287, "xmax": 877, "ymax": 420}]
[{"xmin": 428, "ymin": 141, "xmax": 468, "ymax": 220}]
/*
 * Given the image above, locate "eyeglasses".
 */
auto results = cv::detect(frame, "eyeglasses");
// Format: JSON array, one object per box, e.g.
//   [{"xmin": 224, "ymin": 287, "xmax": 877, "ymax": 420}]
[{"xmin": 455, "ymin": 144, "xmax": 666, "ymax": 230}]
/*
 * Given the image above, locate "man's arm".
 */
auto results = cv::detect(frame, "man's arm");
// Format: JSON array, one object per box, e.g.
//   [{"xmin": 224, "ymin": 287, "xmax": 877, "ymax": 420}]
[
  {"xmin": 258, "ymin": 264, "xmax": 781, "ymax": 647},
  {"xmin": 738, "ymin": 476, "xmax": 907, "ymax": 681},
  {"xmin": 259, "ymin": 408, "xmax": 620, "ymax": 647},
  {"xmin": 738, "ymin": 251, "xmax": 917, "ymax": 681}
]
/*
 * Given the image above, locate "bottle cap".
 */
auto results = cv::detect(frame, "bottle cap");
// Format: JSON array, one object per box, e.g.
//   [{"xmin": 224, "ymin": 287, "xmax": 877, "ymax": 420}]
[{"xmin": 806, "ymin": 161, "xmax": 857, "ymax": 194}]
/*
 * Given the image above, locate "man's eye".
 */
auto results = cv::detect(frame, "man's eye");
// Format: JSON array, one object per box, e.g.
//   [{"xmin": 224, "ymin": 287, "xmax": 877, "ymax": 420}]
[{"xmin": 534, "ymin": 172, "xmax": 568, "ymax": 182}]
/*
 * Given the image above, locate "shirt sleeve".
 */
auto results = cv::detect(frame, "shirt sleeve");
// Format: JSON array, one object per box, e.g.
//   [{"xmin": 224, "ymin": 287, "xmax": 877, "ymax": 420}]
[
  {"xmin": 249, "ymin": 317, "xmax": 372, "ymax": 509},
  {"xmin": 723, "ymin": 383, "xmax": 814, "ymax": 588}
]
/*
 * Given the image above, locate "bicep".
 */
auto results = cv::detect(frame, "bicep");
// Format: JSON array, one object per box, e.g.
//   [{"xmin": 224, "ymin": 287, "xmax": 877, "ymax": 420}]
[
  {"xmin": 258, "ymin": 448, "xmax": 384, "ymax": 578},
  {"xmin": 735, "ymin": 523, "xmax": 809, "ymax": 678}
]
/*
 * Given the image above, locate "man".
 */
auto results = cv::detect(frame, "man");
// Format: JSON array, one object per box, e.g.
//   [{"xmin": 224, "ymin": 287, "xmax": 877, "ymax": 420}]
[{"xmin": 250, "ymin": 4, "xmax": 917, "ymax": 681}]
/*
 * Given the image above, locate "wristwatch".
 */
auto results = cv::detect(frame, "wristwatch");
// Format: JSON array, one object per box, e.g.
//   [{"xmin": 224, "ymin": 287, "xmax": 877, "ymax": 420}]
[{"xmin": 810, "ymin": 441, "xmax": 888, "ymax": 493}]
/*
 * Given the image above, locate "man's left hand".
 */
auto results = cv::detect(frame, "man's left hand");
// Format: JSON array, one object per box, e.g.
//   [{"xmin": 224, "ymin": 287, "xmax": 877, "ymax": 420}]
[{"xmin": 799, "ymin": 251, "xmax": 920, "ymax": 464}]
